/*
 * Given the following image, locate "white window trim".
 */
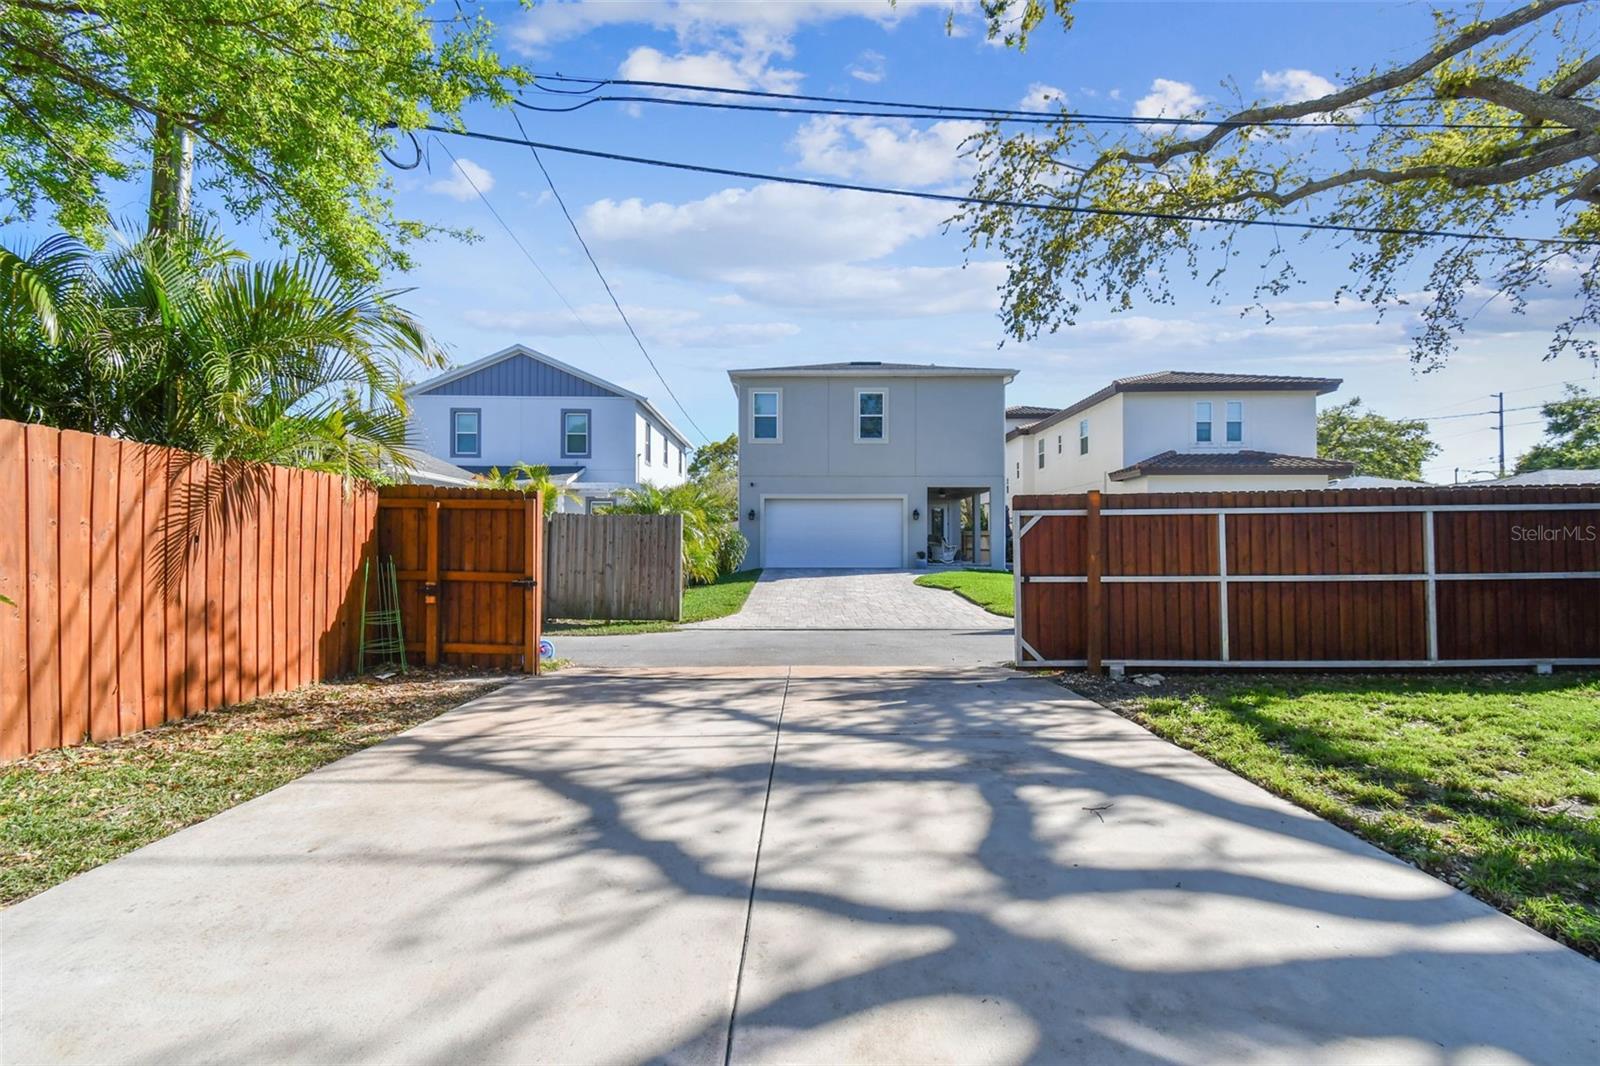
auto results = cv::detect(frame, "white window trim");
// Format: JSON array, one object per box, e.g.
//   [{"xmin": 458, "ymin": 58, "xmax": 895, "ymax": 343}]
[
  {"xmin": 1078, "ymin": 418, "xmax": 1089, "ymax": 456},
  {"xmin": 749, "ymin": 387, "xmax": 783, "ymax": 444},
  {"xmin": 1225, "ymin": 399, "xmax": 1245, "ymax": 445},
  {"xmin": 1037, "ymin": 438, "xmax": 1046, "ymax": 468},
  {"xmin": 854, "ymin": 387, "xmax": 888, "ymax": 444},
  {"xmin": 1194, "ymin": 400, "xmax": 1216, "ymax": 446}
]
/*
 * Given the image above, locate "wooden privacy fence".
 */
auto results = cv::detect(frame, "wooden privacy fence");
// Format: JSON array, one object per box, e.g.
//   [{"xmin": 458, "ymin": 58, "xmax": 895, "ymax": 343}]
[
  {"xmin": 375, "ymin": 485, "xmax": 543, "ymax": 670},
  {"xmin": 1, "ymin": 419, "xmax": 377, "ymax": 760},
  {"xmin": 544, "ymin": 513, "xmax": 684, "ymax": 621},
  {"xmin": 1013, "ymin": 486, "xmax": 1600, "ymax": 671}
]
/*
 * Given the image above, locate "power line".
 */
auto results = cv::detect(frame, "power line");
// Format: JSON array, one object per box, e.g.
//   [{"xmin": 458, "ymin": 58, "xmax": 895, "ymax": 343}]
[
  {"xmin": 516, "ymin": 92, "xmax": 1536, "ymax": 132},
  {"xmin": 430, "ymin": 136, "xmax": 613, "ymax": 351},
  {"xmin": 1410, "ymin": 402, "xmax": 1548, "ymax": 422},
  {"xmin": 511, "ymin": 111, "xmax": 710, "ymax": 445},
  {"xmin": 422, "ymin": 123, "xmax": 1593, "ymax": 248},
  {"xmin": 527, "ymin": 73, "xmax": 1552, "ymax": 131}
]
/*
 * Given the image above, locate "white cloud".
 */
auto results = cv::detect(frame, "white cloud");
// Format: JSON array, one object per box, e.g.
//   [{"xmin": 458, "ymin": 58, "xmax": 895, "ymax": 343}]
[
  {"xmin": 617, "ymin": 45, "xmax": 800, "ymax": 93},
  {"xmin": 426, "ymin": 158, "xmax": 493, "ymax": 202},
  {"xmin": 460, "ymin": 304, "xmax": 800, "ymax": 348},
  {"xmin": 1257, "ymin": 68, "xmax": 1339, "ymax": 104},
  {"xmin": 733, "ymin": 262, "xmax": 1007, "ymax": 317},
  {"xmin": 849, "ymin": 49, "xmax": 887, "ymax": 84},
  {"xmin": 1019, "ymin": 82, "xmax": 1067, "ymax": 112},
  {"xmin": 789, "ymin": 116, "xmax": 982, "ymax": 186},
  {"xmin": 1133, "ymin": 78, "xmax": 1206, "ymax": 133},
  {"xmin": 576, "ymin": 181, "xmax": 1002, "ymax": 318},
  {"xmin": 580, "ymin": 183, "xmax": 948, "ymax": 276}
]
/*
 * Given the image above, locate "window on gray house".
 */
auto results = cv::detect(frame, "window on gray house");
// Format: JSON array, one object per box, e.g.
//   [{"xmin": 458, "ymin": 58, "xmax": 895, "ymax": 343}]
[
  {"xmin": 1195, "ymin": 401, "xmax": 1213, "ymax": 443},
  {"xmin": 751, "ymin": 390, "xmax": 780, "ymax": 440},
  {"xmin": 1079, "ymin": 418, "xmax": 1089, "ymax": 455},
  {"xmin": 451, "ymin": 409, "xmax": 480, "ymax": 457},
  {"xmin": 1226, "ymin": 400, "xmax": 1243, "ymax": 443},
  {"xmin": 645, "ymin": 424, "xmax": 653, "ymax": 464},
  {"xmin": 1037, "ymin": 438, "xmax": 1045, "ymax": 468},
  {"xmin": 562, "ymin": 410, "xmax": 591, "ymax": 457},
  {"xmin": 857, "ymin": 390, "xmax": 885, "ymax": 441}
]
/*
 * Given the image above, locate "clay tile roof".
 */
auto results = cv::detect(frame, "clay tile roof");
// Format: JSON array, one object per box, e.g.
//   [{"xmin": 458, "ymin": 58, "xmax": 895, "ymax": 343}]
[{"xmin": 1108, "ymin": 450, "xmax": 1356, "ymax": 481}]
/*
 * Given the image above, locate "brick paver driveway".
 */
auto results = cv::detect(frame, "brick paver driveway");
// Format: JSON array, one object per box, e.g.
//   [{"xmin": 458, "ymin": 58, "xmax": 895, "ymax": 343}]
[
  {"xmin": 694, "ymin": 568, "xmax": 1007, "ymax": 630},
  {"xmin": 4, "ymin": 669, "xmax": 1597, "ymax": 1064}
]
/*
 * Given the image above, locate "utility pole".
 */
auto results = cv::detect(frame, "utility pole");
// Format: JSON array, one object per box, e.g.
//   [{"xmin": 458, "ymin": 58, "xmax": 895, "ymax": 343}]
[
  {"xmin": 146, "ymin": 113, "xmax": 193, "ymax": 235},
  {"xmin": 1494, "ymin": 391, "xmax": 1506, "ymax": 477}
]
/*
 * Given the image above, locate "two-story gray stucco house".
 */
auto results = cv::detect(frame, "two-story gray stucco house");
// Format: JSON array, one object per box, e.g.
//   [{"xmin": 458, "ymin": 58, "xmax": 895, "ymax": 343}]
[
  {"xmin": 407, "ymin": 344, "xmax": 690, "ymax": 511},
  {"xmin": 729, "ymin": 361, "xmax": 1017, "ymax": 569}
]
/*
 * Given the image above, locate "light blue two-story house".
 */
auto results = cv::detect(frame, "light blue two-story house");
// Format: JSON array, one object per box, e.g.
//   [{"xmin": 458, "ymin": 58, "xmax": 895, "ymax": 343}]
[{"xmin": 407, "ymin": 344, "xmax": 690, "ymax": 511}]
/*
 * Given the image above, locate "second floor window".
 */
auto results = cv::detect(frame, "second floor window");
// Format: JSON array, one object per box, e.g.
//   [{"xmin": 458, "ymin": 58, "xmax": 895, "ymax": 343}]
[
  {"xmin": 1195, "ymin": 401, "xmax": 1213, "ymax": 443},
  {"xmin": 1226, "ymin": 400, "xmax": 1243, "ymax": 443},
  {"xmin": 1037, "ymin": 438, "xmax": 1045, "ymax": 468},
  {"xmin": 857, "ymin": 390, "xmax": 885, "ymax": 441},
  {"xmin": 751, "ymin": 390, "xmax": 780, "ymax": 440},
  {"xmin": 1079, "ymin": 418, "xmax": 1089, "ymax": 455},
  {"xmin": 563, "ymin": 410, "xmax": 590, "ymax": 457},
  {"xmin": 645, "ymin": 424, "xmax": 653, "ymax": 464},
  {"xmin": 451, "ymin": 409, "xmax": 480, "ymax": 457},
  {"xmin": 678, "ymin": 446, "xmax": 684, "ymax": 475}
]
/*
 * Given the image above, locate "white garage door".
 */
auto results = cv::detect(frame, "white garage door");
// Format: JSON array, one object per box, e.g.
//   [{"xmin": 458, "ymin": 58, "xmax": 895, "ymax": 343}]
[{"xmin": 764, "ymin": 497, "xmax": 904, "ymax": 569}]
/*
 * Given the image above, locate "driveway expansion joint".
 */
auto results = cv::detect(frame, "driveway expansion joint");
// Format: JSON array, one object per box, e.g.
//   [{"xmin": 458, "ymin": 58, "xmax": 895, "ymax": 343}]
[{"xmin": 724, "ymin": 667, "xmax": 790, "ymax": 1066}]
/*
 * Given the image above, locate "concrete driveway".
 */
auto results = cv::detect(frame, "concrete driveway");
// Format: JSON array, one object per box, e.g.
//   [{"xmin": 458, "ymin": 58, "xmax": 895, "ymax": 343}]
[
  {"xmin": 5, "ymin": 668, "xmax": 1596, "ymax": 1064},
  {"xmin": 693, "ymin": 568, "xmax": 1006, "ymax": 630}
]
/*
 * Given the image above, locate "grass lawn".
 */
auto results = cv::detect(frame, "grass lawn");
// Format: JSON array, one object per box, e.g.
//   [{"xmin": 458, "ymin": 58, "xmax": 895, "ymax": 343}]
[
  {"xmin": 1069, "ymin": 670, "xmax": 1600, "ymax": 958},
  {"xmin": 546, "ymin": 568, "xmax": 762, "ymax": 637},
  {"xmin": 914, "ymin": 568, "xmax": 1014, "ymax": 617},
  {"xmin": 1, "ymin": 672, "xmax": 507, "ymax": 907}
]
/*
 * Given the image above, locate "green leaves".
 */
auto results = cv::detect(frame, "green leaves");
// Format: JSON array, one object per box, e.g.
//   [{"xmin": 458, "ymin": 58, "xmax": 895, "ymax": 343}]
[
  {"xmin": 0, "ymin": 0, "xmax": 527, "ymax": 279},
  {"xmin": 1317, "ymin": 397, "xmax": 1439, "ymax": 481},
  {"xmin": 1516, "ymin": 384, "xmax": 1600, "ymax": 471},
  {"xmin": 962, "ymin": 0, "xmax": 1600, "ymax": 368},
  {"xmin": 608, "ymin": 478, "xmax": 746, "ymax": 586},
  {"xmin": 0, "ymin": 224, "xmax": 442, "ymax": 483}
]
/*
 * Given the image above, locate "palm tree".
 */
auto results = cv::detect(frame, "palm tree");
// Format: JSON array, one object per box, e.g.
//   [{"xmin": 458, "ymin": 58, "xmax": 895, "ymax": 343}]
[
  {"xmin": 608, "ymin": 479, "xmax": 746, "ymax": 585},
  {"xmin": 473, "ymin": 463, "xmax": 580, "ymax": 511},
  {"xmin": 0, "ymin": 225, "xmax": 443, "ymax": 482}
]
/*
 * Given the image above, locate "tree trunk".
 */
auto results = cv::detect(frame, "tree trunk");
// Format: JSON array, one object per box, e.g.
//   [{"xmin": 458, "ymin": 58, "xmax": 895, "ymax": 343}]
[{"xmin": 146, "ymin": 114, "xmax": 193, "ymax": 234}]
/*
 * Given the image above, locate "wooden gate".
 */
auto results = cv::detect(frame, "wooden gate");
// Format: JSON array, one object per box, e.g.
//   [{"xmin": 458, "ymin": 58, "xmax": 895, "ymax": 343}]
[
  {"xmin": 376, "ymin": 486, "xmax": 543, "ymax": 672},
  {"xmin": 1014, "ymin": 486, "xmax": 1600, "ymax": 672}
]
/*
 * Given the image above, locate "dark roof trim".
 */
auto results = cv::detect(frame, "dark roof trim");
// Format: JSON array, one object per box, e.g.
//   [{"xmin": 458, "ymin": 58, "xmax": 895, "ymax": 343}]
[
  {"xmin": 1008, "ymin": 371, "xmax": 1342, "ymax": 440},
  {"xmin": 1108, "ymin": 449, "xmax": 1356, "ymax": 481},
  {"xmin": 730, "ymin": 361, "xmax": 1017, "ymax": 378}
]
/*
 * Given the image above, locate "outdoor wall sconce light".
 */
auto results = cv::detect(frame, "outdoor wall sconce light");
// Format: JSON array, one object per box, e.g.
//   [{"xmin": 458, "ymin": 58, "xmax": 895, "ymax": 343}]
[
  {"xmin": 747, "ymin": 509, "xmax": 757, "ymax": 522},
  {"xmin": 912, "ymin": 508, "xmax": 921, "ymax": 521}
]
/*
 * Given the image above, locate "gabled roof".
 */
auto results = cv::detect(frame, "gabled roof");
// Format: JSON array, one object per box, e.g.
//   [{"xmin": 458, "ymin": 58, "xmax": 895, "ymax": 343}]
[
  {"xmin": 383, "ymin": 448, "xmax": 480, "ymax": 487},
  {"xmin": 1008, "ymin": 370, "xmax": 1342, "ymax": 440},
  {"xmin": 408, "ymin": 344, "xmax": 692, "ymax": 447},
  {"xmin": 729, "ymin": 360, "xmax": 1017, "ymax": 380},
  {"xmin": 1109, "ymin": 449, "xmax": 1355, "ymax": 481},
  {"xmin": 1006, "ymin": 404, "xmax": 1058, "ymax": 420}
]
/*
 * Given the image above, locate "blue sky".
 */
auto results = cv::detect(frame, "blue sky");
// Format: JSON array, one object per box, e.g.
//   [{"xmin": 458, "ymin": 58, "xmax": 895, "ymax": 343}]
[{"xmin": 23, "ymin": 1, "xmax": 1600, "ymax": 479}]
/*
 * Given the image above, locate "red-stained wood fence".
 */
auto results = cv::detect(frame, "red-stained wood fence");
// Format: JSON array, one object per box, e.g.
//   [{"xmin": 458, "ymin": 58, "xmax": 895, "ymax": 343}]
[
  {"xmin": 1013, "ymin": 486, "xmax": 1600, "ymax": 670},
  {"xmin": 375, "ymin": 485, "xmax": 544, "ymax": 672},
  {"xmin": 0, "ymin": 419, "xmax": 379, "ymax": 760}
]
